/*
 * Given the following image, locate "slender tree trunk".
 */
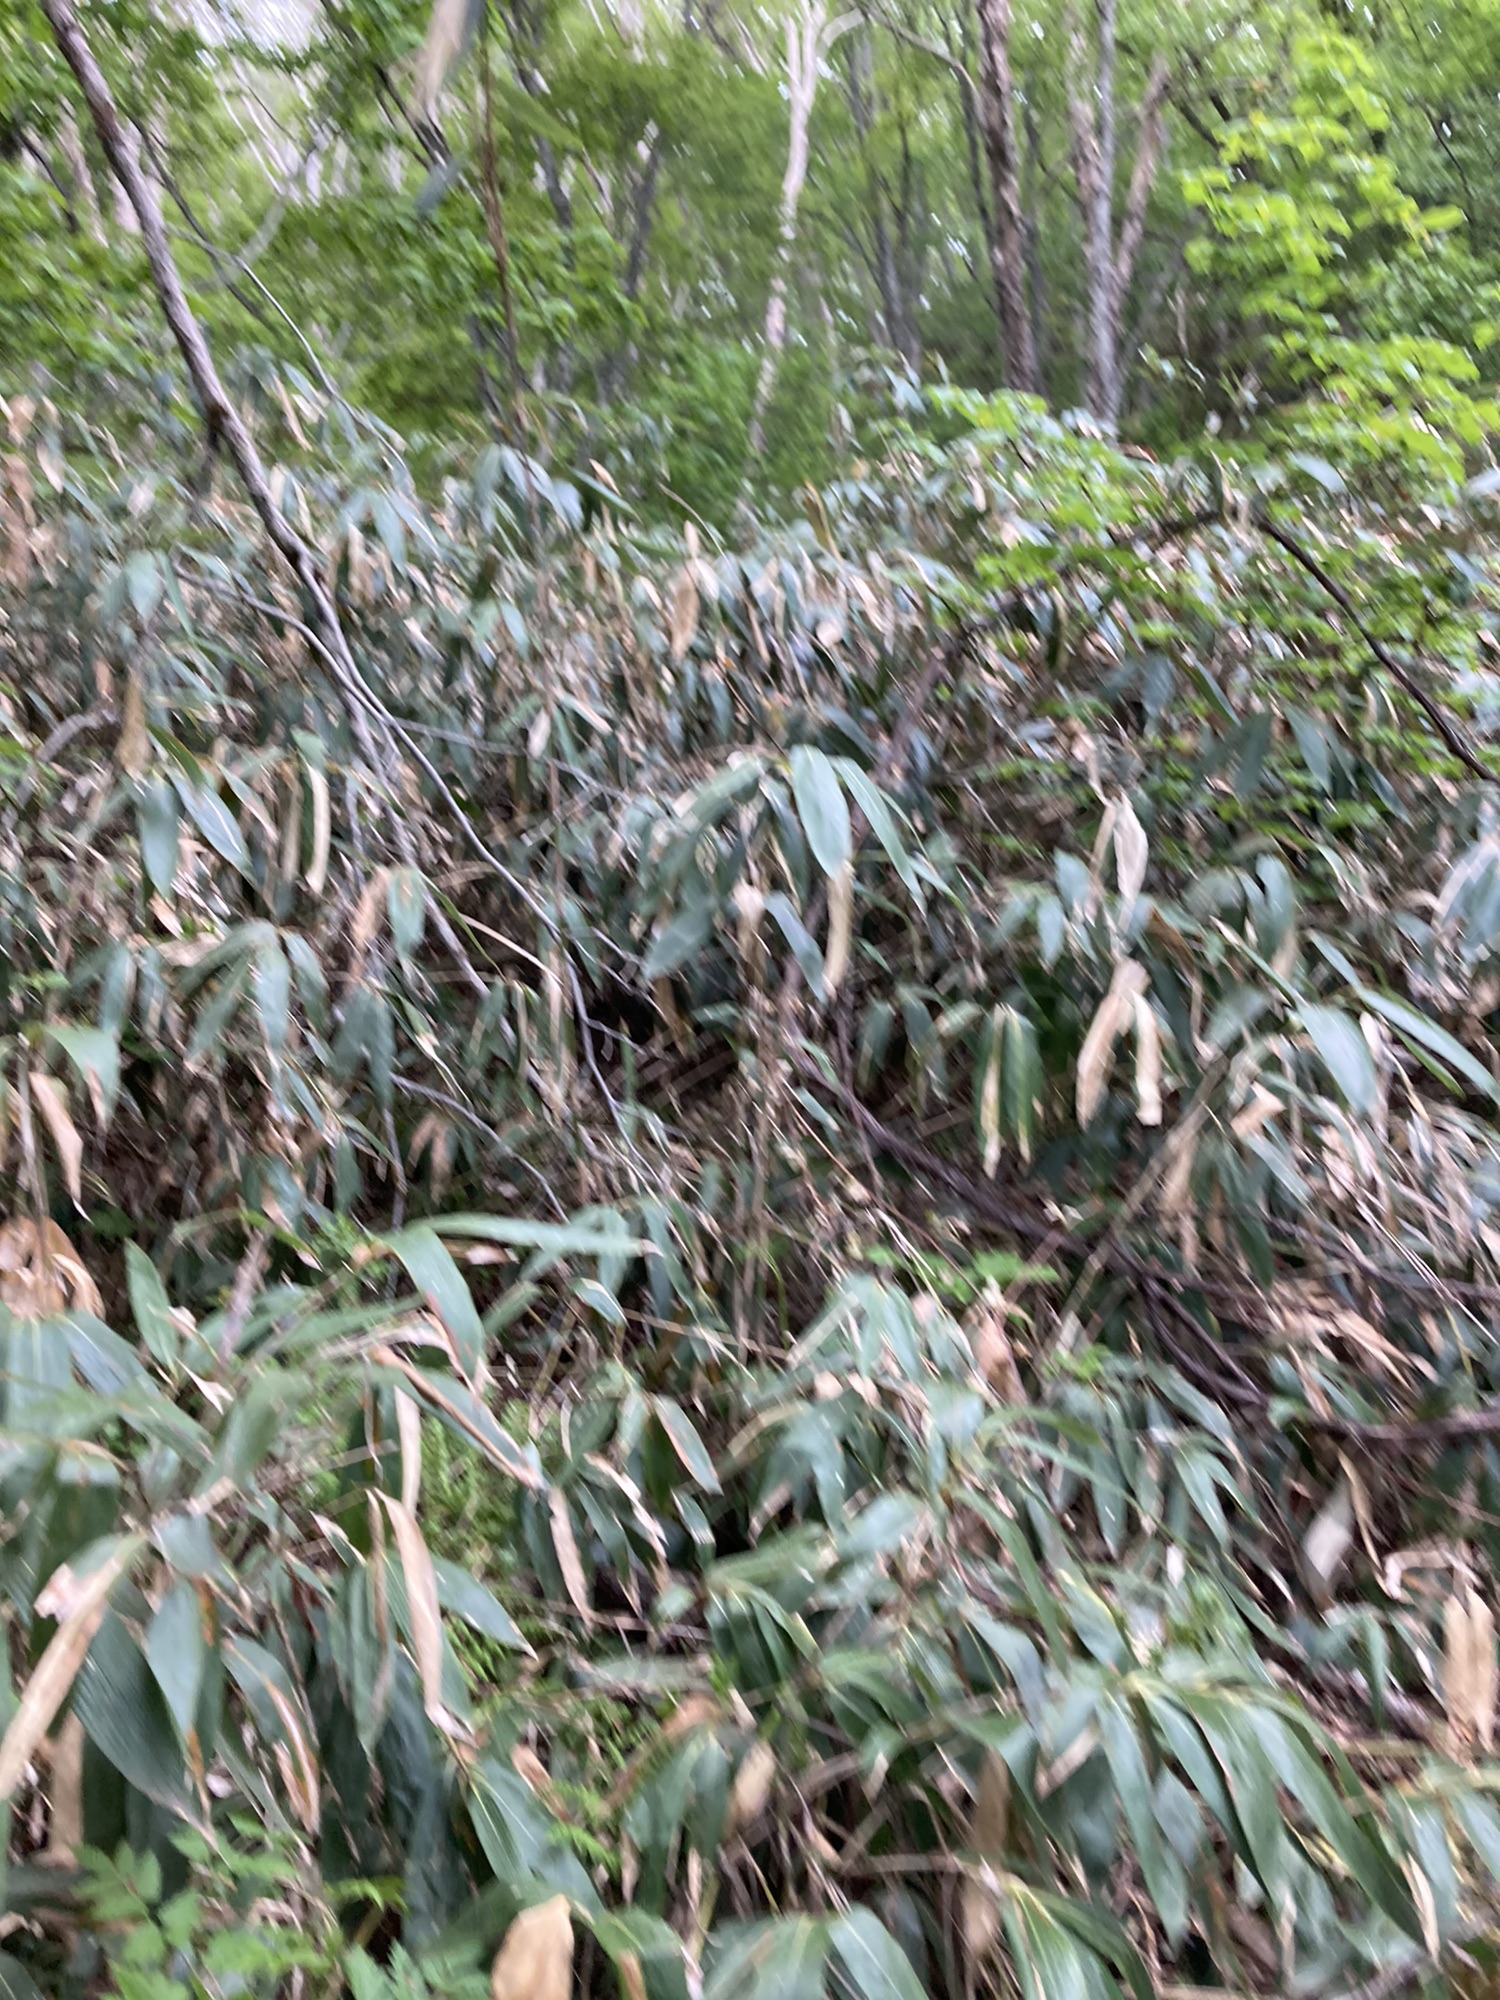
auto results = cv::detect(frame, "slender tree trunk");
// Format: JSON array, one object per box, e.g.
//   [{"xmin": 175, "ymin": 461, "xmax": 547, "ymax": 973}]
[
  {"xmin": 748, "ymin": 0, "xmax": 828, "ymax": 458},
  {"xmin": 1066, "ymin": 0, "xmax": 1168, "ymax": 427},
  {"xmin": 971, "ymin": 0, "xmax": 1037, "ymax": 393},
  {"xmin": 845, "ymin": 30, "xmax": 918, "ymax": 368}
]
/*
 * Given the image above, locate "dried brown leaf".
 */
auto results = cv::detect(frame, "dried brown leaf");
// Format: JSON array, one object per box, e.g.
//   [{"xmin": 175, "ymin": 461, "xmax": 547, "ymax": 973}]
[
  {"xmin": 961, "ymin": 1749, "xmax": 1010, "ymax": 1961},
  {"xmin": 490, "ymin": 1895, "xmax": 573, "ymax": 2000},
  {"xmin": 1112, "ymin": 792, "xmax": 1148, "ymax": 919},
  {"xmin": 549, "ymin": 1488, "xmax": 592, "ymax": 1623},
  {"xmin": 823, "ymin": 859, "xmax": 853, "ymax": 994},
  {"xmin": 42, "ymin": 1713, "xmax": 84, "ymax": 1866},
  {"xmin": 1131, "ymin": 990, "xmax": 1162, "ymax": 1126},
  {"xmin": 395, "ymin": 1389, "xmax": 423, "ymax": 1514},
  {"xmin": 668, "ymin": 566, "xmax": 699, "ymax": 662},
  {"xmin": 1076, "ymin": 960, "xmax": 1147, "ymax": 1127},
  {"xmin": 980, "ymin": 1007, "xmax": 1002, "ymax": 1180},
  {"xmin": 379, "ymin": 1494, "xmax": 463, "ymax": 1739},
  {"xmin": 1474, "ymin": 1592, "xmax": 1498, "ymax": 1755},
  {"xmin": 304, "ymin": 762, "xmax": 331, "ymax": 897},
  {"xmin": 726, "ymin": 1738, "xmax": 775, "ymax": 1837},
  {"xmin": 31, "ymin": 1073, "xmax": 82, "ymax": 1207},
  {"xmin": 0, "ymin": 1538, "xmax": 139, "ymax": 1798},
  {"xmin": 414, "ymin": 0, "xmax": 470, "ymax": 118},
  {"xmin": 970, "ymin": 1305, "xmax": 1024, "ymax": 1402},
  {"xmin": 118, "ymin": 672, "xmax": 148, "ymax": 778}
]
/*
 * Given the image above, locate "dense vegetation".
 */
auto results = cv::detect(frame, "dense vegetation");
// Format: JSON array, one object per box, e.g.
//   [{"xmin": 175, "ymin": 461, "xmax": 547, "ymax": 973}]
[{"xmin": 11, "ymin": 1, "xmax": 1500, "ymax": 1996}]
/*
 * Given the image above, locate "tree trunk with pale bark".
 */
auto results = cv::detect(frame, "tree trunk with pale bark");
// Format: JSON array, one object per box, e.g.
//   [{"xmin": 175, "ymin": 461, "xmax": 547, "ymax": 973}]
[{"xmin": 1065, "ymin": 0, "xmax": 1168, "ymax": 427}]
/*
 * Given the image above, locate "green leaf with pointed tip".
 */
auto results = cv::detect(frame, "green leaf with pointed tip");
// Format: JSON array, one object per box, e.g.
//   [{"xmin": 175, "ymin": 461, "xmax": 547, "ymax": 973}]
[
  {"xmin": 643, "ymin": 904, "xmax": 714, "ymax": 982},
  {"xmin": 1098, "ymin": 1695, "xmax": 1188, "ymax": 1946},
  {"xmin": 0, "ymin": 1955, "xmax": 45, "ymax": 2000},
  {"xmin": 706, "ymin": 1917, "xmax": 830, "ymax": 2000},
  {"xmin": 828, "ymin": 1908, "xmax": 924, "ymax": 2000},
  {"xmin": 789, "ymin": 746, "xmax": 852, "ymax": 876},
  {"xmin": 385, "ymin": 1223, "xmax": 485, "ymax": 1379},
  {"xmin": 47, "ymin": 1026, "xmax": 119, "ymax": 1123},
  {"xmin": 387, "ymin": 867, "xmax": 426, "ymax": 962},
  {"xmin": 651, "ymin": 1396, "xmax": 721, "ymax": 1491},
  {"xmin": 431, "ymin": 1557, "xmax": 532, "ymax": 1652},
  {"xmin": 175, "ymin": 778, "xmax": 249, "ymax": 872},
  {"xmin": 75, "ymin": 1609, "xmax": 187, "ymax": 1808},
  {"xmin": 1354, "ymin": 985, "xmax": 1500, "ymax": 1104},
  {"xmin": 137, "ymin": 778, "xmax": 180, "ymax": 893},
  {"xmin": 765, "ymin": 893, "xmax": 826, "ymax": 1001},
  {"xmin": 1001, "ymin": 1887, "xmax": 1091, "ymax": 2000},
  {"xmin": 146, "ymin": 1578, "xmax": 205, "ymax": 1742},
  {"xmin": 834, "ymin": 759, "xmax": 918, "ymax": 896},
  {"xmin": 1298, "ymin": 1003, "xmax": 1377, "ymax": 1115},
  {"xmin": 124, "ymin": 1243, "xmax": 180, "ymax": 1370},
  {"xmin": 252, "ymin": 940, "xmax": 291, "ymax": 1056}
]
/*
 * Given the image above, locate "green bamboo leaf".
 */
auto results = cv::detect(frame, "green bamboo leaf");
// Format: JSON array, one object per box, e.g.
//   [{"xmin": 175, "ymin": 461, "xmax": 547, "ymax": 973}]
[
  {"xmin": 124, "ymin": 1243, "xmax": 181, "ymax": 1370},
  {"xmin": 431, "ymin": 1557, "xmax": 532, "ymax": 1653},
  {"xmin": 1097, "ymin": 1694, "xmax": 1189, "ymax": 1946},
  {"xmin": 146, "ymin": 1577, "xmax": 206, "ymax": 1742},
  {"xmin": 75, "ymin": 1610, "xmax": 187, "ymax": 1808},
  {"xmin": 46, "ymin": 1025, "xmax": 120, "ymax": 1123},
  {"xmin": 1001, "ymin": 1887, "xmax": 1090, "ymax": 2000},
  {"xmin": 252, "ymin": 940, "xmax": 291, "ymax": 1057},
  {"xmin": 1298, "ymin": 1002, "xmax": 1378, "ymax": 1115},
  {"xmin": 652, "ymin": 1395, "xmax": 721, "ymax": 1490},
  {"xmin": 834, "ymin": 758, "xmax": 918, "ymax": 895},
  {"xmin": 385, "ymin": 1224, "xmax": 485, "ymax": 1379},
  {"xmin": 828, "ymin": 1907, "xmax": 924, "ymax": 2000},
  {"xmin": 788, "ymin": 745, "xmax": 852, "ymax": 876},
  {"xmin": 137, "ymin": 778, "xmax": 180, "ymax": 893},
  {"xmin": 0, "ymin": 1956, "xmax": 45, "ymax": 2000},
  {"xmin": 643, "ymin": 904, "xmax": 714, "ymax": 982},
  {"xmin": 387, "ymin": 866, "xmax": 427, "ymax": 962},
  {"xmin": 1354, "ymin": 985, "xmax": 1500, "ymax": 1103},
  {"xmin": 1001, "ymin": 1007, "xmax": 1044, "ymax": 1162},
  {"xmin": 387, "ymin": 1366, "xmax": 542, "ymax": 1488},
  {"xmin": 175, "ymin": 778, "xmax": 249, "ymax": 873},
  {"xmin": 705, "ymin": 1917, "xmax": 829, "ymax": 2000},
  {"xmin": 765, "ymin": 892, "xmax": 827, "ymax": 1001}
]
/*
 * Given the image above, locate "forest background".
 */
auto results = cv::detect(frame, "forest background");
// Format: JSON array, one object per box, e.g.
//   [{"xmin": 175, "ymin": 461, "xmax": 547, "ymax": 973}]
[{"xmin": 10, "ymin": 2, "xmax": 1500, "ymax": 1999}]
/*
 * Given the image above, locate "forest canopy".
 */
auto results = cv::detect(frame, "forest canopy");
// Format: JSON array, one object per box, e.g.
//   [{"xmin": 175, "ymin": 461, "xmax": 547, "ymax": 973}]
[{"xmin": 7, "ymin": 2, "xmax": 1500, "ymax": 1999}]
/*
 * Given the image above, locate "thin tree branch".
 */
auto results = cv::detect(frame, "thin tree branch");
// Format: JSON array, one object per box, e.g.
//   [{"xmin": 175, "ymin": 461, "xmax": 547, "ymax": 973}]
[{"xmin": 1255, "ymin": 513, "xmax": 1498, "ymax": 782}]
